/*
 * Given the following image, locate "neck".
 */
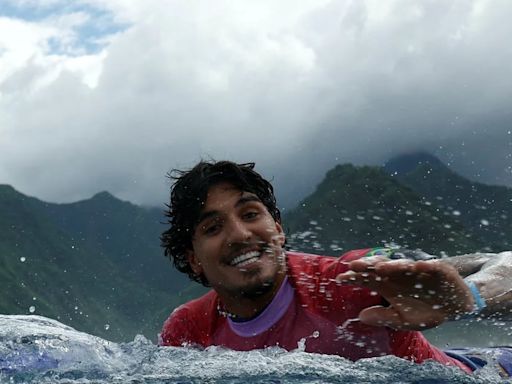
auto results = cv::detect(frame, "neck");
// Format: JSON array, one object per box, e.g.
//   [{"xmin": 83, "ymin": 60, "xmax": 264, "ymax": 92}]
[{"xmin": 219, "ymin": 270, "xmax": 287, "ymax": 320}]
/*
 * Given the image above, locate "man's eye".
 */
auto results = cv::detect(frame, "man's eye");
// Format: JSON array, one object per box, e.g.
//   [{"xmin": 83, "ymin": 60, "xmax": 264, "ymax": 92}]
[
  {"xmin": 243, "ymin": 211, "xmax": 259, "ymax": 220},
  {"xmin": 203, "ymin": 223, "xmax": 221, "ymax": 235}
]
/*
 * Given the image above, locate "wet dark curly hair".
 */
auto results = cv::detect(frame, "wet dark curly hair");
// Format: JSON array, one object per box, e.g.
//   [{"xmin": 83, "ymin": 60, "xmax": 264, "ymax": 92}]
[{"xmin": 161, "ymin": 160, "xmax": 281, "ymax": 286}]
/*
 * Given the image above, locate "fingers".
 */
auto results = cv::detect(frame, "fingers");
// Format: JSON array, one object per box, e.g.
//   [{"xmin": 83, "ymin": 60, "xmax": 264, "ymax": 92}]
[
  {"xmin": 347, "ymin": 258, "xmax": 450, "ymax": 280},
  {"xmin": 336, "ymin": 265, "xmax": 457, "ymax": 299},
  {"xmin": 344, "ymin": 256, "xmax": 390, "ymax": 272},
  {"xmin": 337, "ymin": 258, "xmax": 474, "ymax": 328},
  {"xmin": 358, "ymin": 306, "xmax": 403, "ymax": 329},
  {"xmin": 336, "ymin": 270, "xmax": 382, "ymax": 290},
  {"xmin": 358, "ymin": 306, "xmax": 443, "ymax": 330}
]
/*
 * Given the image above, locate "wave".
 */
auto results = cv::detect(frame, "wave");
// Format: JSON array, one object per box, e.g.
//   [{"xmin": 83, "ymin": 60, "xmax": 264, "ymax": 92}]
[{"xmin": 0, "ymin": 315, "xmax": 508, "ymax": 383}]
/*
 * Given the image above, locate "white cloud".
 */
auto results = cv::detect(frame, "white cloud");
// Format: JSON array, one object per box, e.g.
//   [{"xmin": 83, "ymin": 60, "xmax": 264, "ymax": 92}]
[
  {"xmin": 1, "ymin": 0, "xmax": 511, "ymax": 206},
  {"xmin": 3, "ymin": 0, "xmax": 67, "ymax": 8},
  {"xmin": 0, "ymin": 17, "xmax": 57, "ymax": 83}
]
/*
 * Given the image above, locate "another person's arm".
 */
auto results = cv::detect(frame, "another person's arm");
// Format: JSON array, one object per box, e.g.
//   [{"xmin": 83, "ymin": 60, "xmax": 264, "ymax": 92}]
[{"xmin": 441, "ymin": 251, "xmax": 512, "ymax": 318}]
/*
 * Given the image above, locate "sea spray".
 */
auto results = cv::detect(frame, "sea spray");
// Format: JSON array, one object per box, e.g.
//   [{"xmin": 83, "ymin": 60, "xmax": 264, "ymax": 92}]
[{"xmin": 0, "ymin": 315, "xmax": 508, "ymax": 384}]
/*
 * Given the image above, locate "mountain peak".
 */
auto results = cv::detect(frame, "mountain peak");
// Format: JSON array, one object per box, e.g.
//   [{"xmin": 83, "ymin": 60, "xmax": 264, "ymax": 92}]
[
  {"xmin": 384, "ymin": 152, "xmax": 446, "ymax": 176},
  {"xmin": 90, "ymin": 191, "xmax": 117, "ymax": 201},
  {"xmin": 0, "ymin": 184, "xmax": 26, "ymax": 200},
  {"xmin": 86, "ymin": 191, "xmax": 137, "ymax": 210},
  {"xmin": 0, "ymin": 184, "xmax": 17, "ymax": 193}
]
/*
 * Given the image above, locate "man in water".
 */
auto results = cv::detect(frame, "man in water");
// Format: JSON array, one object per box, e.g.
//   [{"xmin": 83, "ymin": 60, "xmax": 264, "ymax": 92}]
[{"xmin": 159, "ymin": 160, "xmax": 512, "ymax": 374}]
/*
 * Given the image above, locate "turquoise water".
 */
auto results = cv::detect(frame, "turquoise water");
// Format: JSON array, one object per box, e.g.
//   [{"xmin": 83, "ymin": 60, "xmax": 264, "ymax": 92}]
[{"xmin": 0, "ymin": 315, "xmax": 509, "ymax": 384}]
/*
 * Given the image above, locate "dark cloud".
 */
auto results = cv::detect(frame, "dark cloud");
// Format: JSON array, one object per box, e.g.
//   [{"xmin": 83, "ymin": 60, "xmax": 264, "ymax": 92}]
[{"xmin": 1, "ymin": 0, "xmax": 511, "ymax": 208}]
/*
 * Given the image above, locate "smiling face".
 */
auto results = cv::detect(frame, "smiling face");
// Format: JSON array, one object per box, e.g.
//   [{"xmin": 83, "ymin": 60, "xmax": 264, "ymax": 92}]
[{"xmin": 187, "ymin": 182, "xmax": 286, "ymax": 306}]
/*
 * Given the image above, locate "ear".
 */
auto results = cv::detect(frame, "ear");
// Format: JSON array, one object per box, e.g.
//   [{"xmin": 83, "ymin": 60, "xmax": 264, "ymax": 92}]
[
  {"xmin": 186, "ymin": 250, "xmax": 203, "ymax": 276},
  {"xmin": 275, "ymin": 221, "xmax": 286, "ymax": 247}
]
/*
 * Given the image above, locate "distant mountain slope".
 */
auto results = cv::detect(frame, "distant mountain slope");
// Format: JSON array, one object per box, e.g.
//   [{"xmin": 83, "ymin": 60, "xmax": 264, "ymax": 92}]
[
  {"xmin": 284, "ymin": 164, "xmax": 484, "ymax": 256},
  {"xmin": 385, "ymin": 153, "xmax": 512, "ymax": 251},
  {"xmin": 0, "ymin": 185, "xmax": 204, "ymax": 342}
]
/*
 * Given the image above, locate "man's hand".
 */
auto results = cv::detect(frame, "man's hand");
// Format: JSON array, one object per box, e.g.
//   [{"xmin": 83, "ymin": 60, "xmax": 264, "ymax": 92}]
[{"xmin": 336, "ymin": 257, "xmax": 475, "ymax": 331}]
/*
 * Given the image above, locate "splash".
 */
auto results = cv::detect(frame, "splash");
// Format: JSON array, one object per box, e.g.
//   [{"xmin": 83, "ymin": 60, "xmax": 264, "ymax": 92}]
[{"xmin": 0, "ymin": 315, "xmax": 508, "ymax": 383}]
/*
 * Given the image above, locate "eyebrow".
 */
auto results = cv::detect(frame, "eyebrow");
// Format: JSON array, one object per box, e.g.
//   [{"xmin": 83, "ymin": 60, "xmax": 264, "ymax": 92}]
[{"xmin": 196, "ymin": 194, "xmax": 262, "ymax": 226}]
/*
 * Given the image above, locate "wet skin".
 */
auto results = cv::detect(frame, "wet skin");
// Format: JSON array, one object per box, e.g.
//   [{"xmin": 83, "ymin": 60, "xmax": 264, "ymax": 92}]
[
  {"xmin": 336, "ymin": 256, "xmax": 475, "ymax": 330},
  {"xmin": 187, "ymin": 183, "xmax": 286, "ymax": 318}
]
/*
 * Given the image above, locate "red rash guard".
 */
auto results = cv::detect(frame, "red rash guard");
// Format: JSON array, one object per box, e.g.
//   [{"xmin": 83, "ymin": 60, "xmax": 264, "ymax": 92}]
[{"xmin": 160, "ymin": 250, "xmax": 471, "ymax": 373}]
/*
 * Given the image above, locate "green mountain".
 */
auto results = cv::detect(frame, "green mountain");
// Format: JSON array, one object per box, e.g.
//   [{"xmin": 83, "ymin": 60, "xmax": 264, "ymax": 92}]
[
  {"xmin": 0, "ymin": 185, "xmax": 205, "ymax": 342},
  {"xmin": 284, "ymin": 164, "xmax": 484, "ymax": 256},
  {"xmin": 385, "ymin": 153, "xmax": 512, "ymax": 252}
]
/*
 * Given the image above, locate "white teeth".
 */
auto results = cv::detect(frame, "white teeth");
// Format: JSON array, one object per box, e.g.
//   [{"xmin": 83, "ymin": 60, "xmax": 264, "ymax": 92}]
[{"xmin": 230, "ymin": 251, "xmax": 260, "ymax": 266}]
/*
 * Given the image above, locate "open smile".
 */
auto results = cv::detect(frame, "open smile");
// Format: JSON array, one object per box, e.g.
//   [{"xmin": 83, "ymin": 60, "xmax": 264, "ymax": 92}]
[{"xmin": 229, "ymin": 250, "xmax": 262, "ymax": 267}]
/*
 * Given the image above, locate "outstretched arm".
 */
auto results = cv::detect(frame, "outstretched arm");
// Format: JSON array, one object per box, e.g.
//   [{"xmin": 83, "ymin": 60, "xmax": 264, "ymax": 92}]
[
  {"xmin": 336, "ymin": 250, "xmax": 512, "ymax": 330},
  {"xmin": 442, "ymin": 251, "xmax": 512, "ymax": 319},
  {"xmin": 440, "ymin": 252, "xmax": 499, "ymax": 277},
  {"xmin": 336, "ymin": 257, "xmax": 476, "ymax": 331}
]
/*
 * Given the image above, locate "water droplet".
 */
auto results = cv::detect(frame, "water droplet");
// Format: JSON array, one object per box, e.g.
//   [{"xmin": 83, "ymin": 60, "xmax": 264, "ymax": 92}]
[
  {"xmin": 312, "ymin": 331, "xmax": 320, "ymax": 338},
  {"xmin": 414, "ymin": 283, "xmax": 423, "ymax": 289},
  {"xmin": 296, "ymin": 338, "xmax": 306, "ymax": 351},
  {"xmin": 20, "ymin": 257, "xmax": 26, "ymax": 262},
  {"xmin": 29, "ymin": 306, "xmax": 35, "ymax": 313}
]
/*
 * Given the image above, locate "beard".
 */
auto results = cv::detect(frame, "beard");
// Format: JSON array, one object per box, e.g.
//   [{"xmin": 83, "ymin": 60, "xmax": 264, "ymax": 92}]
[
  {"xmin": 226, "ymin": 252, "xmax": 286, "ymax": 300},
  {"xmin": 238, "ymin": 276, "xmax": 276, "ymax": 299},
  {"xmin": 238, "ymin": 249, "xmax": 286, "ymax": 299}
]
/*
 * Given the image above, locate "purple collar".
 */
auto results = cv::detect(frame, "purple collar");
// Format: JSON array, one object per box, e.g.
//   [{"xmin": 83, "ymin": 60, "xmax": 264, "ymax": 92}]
[{"xmin": 227, "ymin": 277, "xmax": 294, "ymax": 337}]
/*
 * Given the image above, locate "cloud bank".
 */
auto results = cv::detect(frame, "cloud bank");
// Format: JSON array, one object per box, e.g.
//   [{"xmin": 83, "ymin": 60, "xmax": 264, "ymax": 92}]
[{"xmin": 1, "ymin": 0, "xmax": 511, "ymax": 208}]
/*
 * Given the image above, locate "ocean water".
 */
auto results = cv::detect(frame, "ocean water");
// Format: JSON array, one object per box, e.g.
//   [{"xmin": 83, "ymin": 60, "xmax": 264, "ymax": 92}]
[{"xmin": 0, "ymin": 315, "xmax": 510, "ymax": 384}]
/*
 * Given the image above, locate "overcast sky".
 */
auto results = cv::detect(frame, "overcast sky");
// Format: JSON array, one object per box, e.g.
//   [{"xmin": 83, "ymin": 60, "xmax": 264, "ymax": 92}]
[{"xmin": 1, "ymin": 0, "xmax": 511, "ymax": 209}]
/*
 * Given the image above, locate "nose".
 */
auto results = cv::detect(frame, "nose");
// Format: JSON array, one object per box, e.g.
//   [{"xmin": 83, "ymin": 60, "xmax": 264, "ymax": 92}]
[{"xmin": 226, "ymin": 217, "xmax": 252, "ymax": 246}]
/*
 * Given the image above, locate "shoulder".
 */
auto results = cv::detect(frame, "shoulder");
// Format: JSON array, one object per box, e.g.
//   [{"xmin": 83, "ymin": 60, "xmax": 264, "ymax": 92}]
[
  {"xmin": 285, "ymin": 249, "xmax": 383, "ymax": 313},
  {"xmin": 159, "ymin": 290, "xmax": 218, "ymax": 347}
]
